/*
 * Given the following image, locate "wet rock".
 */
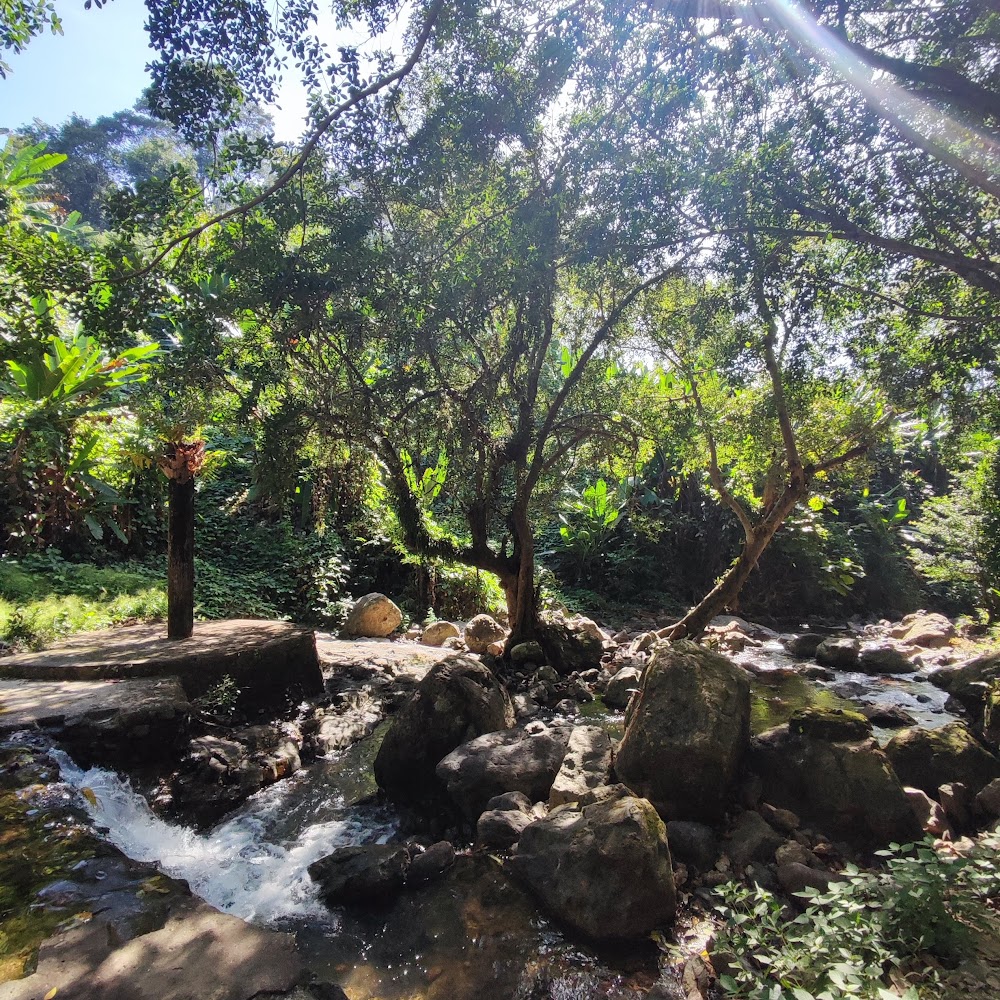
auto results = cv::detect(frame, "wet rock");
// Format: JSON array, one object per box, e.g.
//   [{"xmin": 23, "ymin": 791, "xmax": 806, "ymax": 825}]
[
  {"xmin": 858, "ymin": 643, "xmax": 914, "ymax": 675},
  {"xmin": 885, "ymin": 721, "xmax": 1000, "ymax": 798},
  {"xmin": 726, "ymin": 811, "xmax": 784, "ymax": 871},
  {"xmin": 859, "ymin": 704, "xmax": 917, "ymax": 729},
  {"xmin": 307, "ymin": 702, "xmax": 382, "ymax": 756},
  {"xmin": 783, "ymin": 633, "xmax": 826, "ymax": 658},
  {"xmin": 421, "ymin": 621, "xmax": 461, "ymax": 647},
  {"xmin": 666, "ymin": 820, "xmax": 719, "ymax": 871},
  {"xmin": 505, "ymin": 784, "xmax": 676, "ymax": 941},
  {"xmin": 615, "ymin": 641, "xmax": 751, "ymax": 822},
  {"xmin": 553, "ymin": 698, "xmax": 579, "ymax": 715},
  {"xmin": 750, "ymin": 720, "xmax": 921, "ymax": 846},
  {"xmin": 536, "ymin": 612, "xmax": 605, "ymax": 675},
  {"xmin": 548, "ymin": 725, "xmax": 613, "ymax": 806},
  {"xmin": 342, "ymin": 593, "xmax": 402, "ymax": 638},
  {"xmin": 464, "ymin": 615, "xmax": 507, "ymax": 654},
  {"xmin": 604, "ymin": 666, "xmax": 642, "ymax": 709},
  {"xmin": 905, "ymin": 787, "xmax": 951, "ymax": 836},
  {"xmin": 476, "ymin": 807, "xmax": 533, "ymax": 848},
  {"xmin": 373, "ymin": 655, "xmax": 514, "ymax": 808},
  {"xmin": 889, "ymin": 612, "xmax": 956, "ymax": 649},
  {"xmin": 308, "ymin": 844, "xmax": 411, "ymax": 906},
  {"xmin": 407, "ymin": 841, "xmax": 455, "ymax": 884},
  {"xmin": 815, "ymin": 637, "xmax": 860, "ymax": 670},
  {"xmin": 436, "ymin": 721, "xmax": 572, "ymax": 820}
]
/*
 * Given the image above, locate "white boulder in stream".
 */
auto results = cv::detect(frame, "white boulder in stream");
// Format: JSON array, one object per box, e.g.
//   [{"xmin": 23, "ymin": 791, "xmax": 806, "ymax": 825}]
[{"xmin": 505, "ymin": 784, "xmax": 676, "ymax": 941}]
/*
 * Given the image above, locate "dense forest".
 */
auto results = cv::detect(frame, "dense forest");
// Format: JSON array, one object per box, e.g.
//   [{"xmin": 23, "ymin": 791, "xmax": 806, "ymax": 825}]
[{"xmin": 2, "ymin": 0, "xmax": 999, "ymax": 646}]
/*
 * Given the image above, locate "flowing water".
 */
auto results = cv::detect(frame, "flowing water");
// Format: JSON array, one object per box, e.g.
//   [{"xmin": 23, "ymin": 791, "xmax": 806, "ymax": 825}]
[{"xmin": 42, "ymin": 634, "xmax": 961, "ymax": 999}]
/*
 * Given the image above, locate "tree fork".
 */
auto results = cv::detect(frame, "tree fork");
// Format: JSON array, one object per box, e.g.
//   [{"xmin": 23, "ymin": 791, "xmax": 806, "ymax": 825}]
[{"xmin": 159, "ymin": 440, "xmax": 205, "ymax": 640}]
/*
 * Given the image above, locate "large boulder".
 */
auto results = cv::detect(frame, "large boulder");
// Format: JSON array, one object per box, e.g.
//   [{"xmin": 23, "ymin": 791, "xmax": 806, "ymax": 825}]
[
  {"xmin": 884, "ymin": 721, "xmax": 1000, "ymax": 797},
  {"xmin": 536, "ymin": 612, "xmax": 605, "ymax": 675},
  {"xmin": 604, "ymin": 666, "xmax": 642, "ymax": 709},
  {"xmin": 464, "ymin": 615, "xmax": 507, "ymax": 654},
  {"xmin": 436, "ymin": 720, "xmax": 572, "ymax": 820},
  {"xmin": 815, "ymin": 637, "xmax": 860, "ymax": 670},
  {"xmin": 857, "ymin": 643, "xmax": 915, "ymax": 675},
  {"xmin": 308, "ymin": 844, "xmax": 411, "ymax": 906},
  {"xmin": 373, "ymin": 655, "xmax": 514, "ymax": 807},
  {"xmin": 505, "ymin": 784, "xmax": 676, "ymax": 941},
  {"xmin": 929, "ymin": 652, "xmax": 1000, "ymax": 751},
  {"xmin": 749, "ymin": 709, "xmax": 922, "ymax": 846},
  {"xmin": 614, "ymin": 641, "xmax": 751, "ymax": 822},
  {"xmin": 342, "ymin": 593, "xmax": 402, "ymax": 638},
  {"xmin": 889, "ymin": 612, "xmax": 956, "ymax": 649}
]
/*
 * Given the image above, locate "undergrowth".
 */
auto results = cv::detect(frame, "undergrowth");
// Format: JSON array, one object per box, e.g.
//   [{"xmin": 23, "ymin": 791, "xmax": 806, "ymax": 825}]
[{"xmin": 712, "ymin": 834, "xmax": 1000, "ymax": 1000}]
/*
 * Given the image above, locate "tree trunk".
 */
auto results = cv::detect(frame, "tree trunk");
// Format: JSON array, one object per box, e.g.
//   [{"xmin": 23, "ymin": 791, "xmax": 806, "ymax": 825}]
[
  {"xmin": 167, "ymin": 477, "xmax": 195, "ymax": 640},
  {"xmin": 503, "ymin": 503, "xmax": 540, "ymax": 647}
]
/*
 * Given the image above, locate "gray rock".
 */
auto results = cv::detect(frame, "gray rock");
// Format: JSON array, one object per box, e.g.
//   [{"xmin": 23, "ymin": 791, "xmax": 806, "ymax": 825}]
[
  {"xmin": 777, "ymin": 862, "xmax": 836, "ymax": 896},
  {"xmin": 436, "ymin": 722, "xmax": 572, "ymax": 820},
  {"xmin": 815, "ymin": 637, "xmax": 860, "ymax": 670},
  {"xmin": 975, "ymin": 777, "xmax": 1000, "ymax": 819},
  {"xmin": 665, "ymin": 821, "xmax": 718, "ymax": 871},
  {"xmin": 548, "ymin": 725, "xmax": 613, "ymax": 806},
  {"xmin": 407, "ymin": 841, "xmax": 456, "ymax": 883},
  {"xmin": 782, "ymin": 633, "xmax": 826, "ymax": 658},
  {"xmin": 464, "ymin": 615, "xmax": 507, "ymax": 654},
  {"xmin": 510, "ymin": 641, "xmax": 546, "ymax": 665},
  {"xmin": 904, "ymin": 787, "xmax": 951, "ymax": 836},
  {"xmin": 373, "ymin": 655, "xmax": 514, "ymax": 807},
  {"xmin": 885, "ymin": 721, "xmax": 1000, "ymax": 798},
  {"xmin": 615, "ymin": 641, "xmax": 751, "ymax": 822},
  {"xmin": 938, "ymin": 782, "xmax": 975, "ymax": 832},
  {"xmin": 536, "ymin": 613, "xmax": 605, "ymax": 674},
  {"xmin": 486, "ymin": 790, "xmax": 533, "ymax": 813},
  {"xmin": 858, "ymin": 643, "xmax": 914, "ymax": 674},
  {"xmin": 342, "ymin": 593, "xmax": 402, "ymax": 638},
  {"xmin": 604, "ymin": 666, "xmax": 642, "ymax": 709},
  {"xmin": 308, "ymin": 844, "xmax": 411, "ymax": 905},
  {"xmin": 476, "ymin": 808, "xmax": 532, "ymax": 848},
  {"xmin": 727, "ymin": 811, "xmax": 784, "ymax": 871},
  {"xmin": 505, "ymin": 785, "xmax": 676, "ymax": 941}
]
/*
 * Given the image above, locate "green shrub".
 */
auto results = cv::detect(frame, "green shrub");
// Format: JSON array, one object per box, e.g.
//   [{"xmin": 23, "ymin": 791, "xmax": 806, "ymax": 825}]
[{"xmin": 712, "ymin": 834, "xmax": 1000, "ymax": 1000}]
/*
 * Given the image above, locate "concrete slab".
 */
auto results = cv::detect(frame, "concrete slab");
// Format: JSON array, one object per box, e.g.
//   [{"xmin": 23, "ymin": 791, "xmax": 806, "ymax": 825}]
[{"xmin": 0, "ymin": 620, "xmax": 323, "ymax": 708}]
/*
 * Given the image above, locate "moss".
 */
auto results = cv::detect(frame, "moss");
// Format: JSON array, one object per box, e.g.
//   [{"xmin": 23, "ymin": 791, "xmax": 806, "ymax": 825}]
[{"xmin": 789, "ymin": 706, "xmax": 872, "ymax": 742}]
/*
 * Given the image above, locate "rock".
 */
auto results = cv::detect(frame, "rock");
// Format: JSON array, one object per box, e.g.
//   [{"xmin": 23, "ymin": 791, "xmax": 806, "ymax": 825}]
[
  {"xmin": 512, "ymin": 693, "xmax": 540, "ymax": 719},
  {"xmin": 436, "ymin": 721, "xmax": 572, "ymax": 820},
  {"xmin": 905, "ymin": 787, "xmax": 951, "ymax": 836},
  {"xmin": 485, "ymin": 641, "xmax": 505, "ymax": 657},
  {"xmin": 554, "ymin": 698, "xmax": 578, "ymax": 715},
  {"xmin": 486, "ymin": 790, "xmax": 533, "ymax": 813},
  {"xmin": 783, "ymin": 633, "xmax": 826, "ymax": 658},
  {"xmin": 666, "ymin": 820, "xmax": 719, "ymax": 871},
  {"xmin": 938, "ymin": 782, "xmax": 975, "ymax": 832},
  {"xmin": 859, "ymin": 705, "xmax": 917, "ymax": 729},
  {"xmin": 604, "ymin": 666, "xmax": 642, "ymax": 709},
  {"xmin": 548, "ymin": 725, "xmax": 613, "ymax": 806},
  {"xmin": 373, "ymin": 655, "xmax": 514, "ymax": 807},
  {"xmin": 777, "ymin": 862, "xmax": 836, "ymax": 896},
  {"xmin": 532, "ymin": 664, "xmax": 560, "ymax": 685},
  {"xmin": 308, "ymin": 844, "xmax": 411, "ymax": 906},
  {"xmin": 342, "ymin": 593, "xmax": 402, "ymax": 638},
  {"xmin": 510, "ymin": 641, "xmax": 545, "ymax": 665},
  {"xmin": 421, "ymin": 621, "xmax": 461, "ymax": 647},
  {"xmin": 885, "ymin": 722, "xmax": 1000, "ymax": 797},
  {"xmin": 407, "ymin": 841, "xmax": 456, "ymax": 883},
  {"xmin": 929, "ymin": 652, "xmax": 1000, "ymax": 751},
  {"xmin": 505, "ymin": 785, "xmax": 676, "ymax": 941},
  {"xmin": 476, "ymin": 808, "xmax": 533, "ymax": 848},
  {"xmin": 889, "ymin": 612, "xmax": 956, "ymax": 649},
  {"xmin": 759, "ymin": 802, "xmax": 800, "ymax": 833},
  {"xmin": 789, "ymin": 707, "xmax": 872, "ymax": 742},
  {"xmin": 858, "ymin": 643, "xmax": 914, "ymax": 675},
  {"xmin": 975, "ymin": 778, "xmax": 1000, "ymax": 818},
  {"xmin": 815, "ymin": 637, "xmax": 860, "ymax": 670},
  {"xmin": 749, "ymin": 720, "xmax": 922, "ymax": 846},
  {"xmin": 726, "ymin": 811, "xmax": 784, "ymax": 871},
  {"xmin": 775, "ymin": 840, "xmax": 820, "ymax": 868},
  {"xmin": 536, "ymin": 612, "xmax": 605, "ymax": 674},
  {"xmin": 464, "ymin": 615, "xmax": 507, "ymax": 654},
  {"xmin": 615, "ymin": 641, "xmax": 751, "ymax": 822}
]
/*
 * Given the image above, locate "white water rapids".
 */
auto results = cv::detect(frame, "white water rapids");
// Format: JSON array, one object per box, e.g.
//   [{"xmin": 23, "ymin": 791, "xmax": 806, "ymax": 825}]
[{"xmin": 53, "ymin": 750, "xmax": 397, "ymax": 926}]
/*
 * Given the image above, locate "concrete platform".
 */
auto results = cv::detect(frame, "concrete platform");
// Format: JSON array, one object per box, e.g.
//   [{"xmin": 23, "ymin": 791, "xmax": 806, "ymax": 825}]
[{"xmin": 0, "ymin": 619, "xmax": 323, "ymax": 709}]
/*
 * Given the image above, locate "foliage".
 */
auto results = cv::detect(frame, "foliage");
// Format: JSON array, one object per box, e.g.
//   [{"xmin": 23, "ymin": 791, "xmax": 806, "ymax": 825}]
[{"xmin": 713, "ymin": 835, "xmax": 1000, "ymax": 999}]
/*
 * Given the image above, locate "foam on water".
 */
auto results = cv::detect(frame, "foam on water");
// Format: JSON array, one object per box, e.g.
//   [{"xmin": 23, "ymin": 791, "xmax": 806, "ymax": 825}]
[{"xmin": 54, "ymin": 751, "xmax": 396, "ymax": 925}]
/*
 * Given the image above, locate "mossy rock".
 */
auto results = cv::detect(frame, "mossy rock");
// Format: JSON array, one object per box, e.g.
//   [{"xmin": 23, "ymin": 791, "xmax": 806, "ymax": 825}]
[
  {"xmin": 885, "ymin": 721, "xmax": 1000, "ymax": 797},
  {"xmin": 789, "ymin": 707, "xmax": 872, "ymax": 742}
]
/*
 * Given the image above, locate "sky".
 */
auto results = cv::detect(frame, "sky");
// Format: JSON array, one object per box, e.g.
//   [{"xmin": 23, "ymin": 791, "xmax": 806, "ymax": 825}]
[{"xmin": 0, "ymin": 0, "xmax": 314, "ymax": 141}]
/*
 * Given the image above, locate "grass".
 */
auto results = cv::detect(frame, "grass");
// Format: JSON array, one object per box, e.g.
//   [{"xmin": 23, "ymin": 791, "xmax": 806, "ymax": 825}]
[{"xmin": 0, "ymin": 556, "xmax": 167, "ymax": 650}]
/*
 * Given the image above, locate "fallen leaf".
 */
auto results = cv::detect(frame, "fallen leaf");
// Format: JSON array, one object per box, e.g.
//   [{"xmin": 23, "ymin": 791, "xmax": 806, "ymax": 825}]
[{"xmin": 81, "ymin": 788, "xmax": 98, "ymax": 807}]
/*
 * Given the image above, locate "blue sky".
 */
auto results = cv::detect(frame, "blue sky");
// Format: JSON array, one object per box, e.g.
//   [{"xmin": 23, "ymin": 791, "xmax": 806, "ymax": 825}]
[{"xmin": 1, "ymin": 1, "xmax": 312, "ymax": 139}]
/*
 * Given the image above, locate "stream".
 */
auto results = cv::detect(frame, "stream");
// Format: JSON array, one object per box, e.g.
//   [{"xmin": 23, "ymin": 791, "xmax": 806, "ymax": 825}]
[{"xmin": 45, "ymin": 634, "xmax": 961, "ymax": 1000}]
